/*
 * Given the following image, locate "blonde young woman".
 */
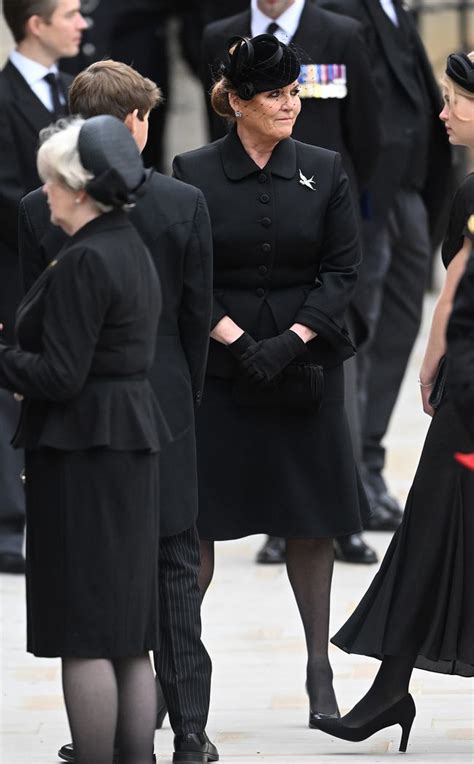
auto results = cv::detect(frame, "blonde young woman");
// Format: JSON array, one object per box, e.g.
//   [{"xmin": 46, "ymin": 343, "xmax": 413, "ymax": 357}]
[{"xmin": 311, "ymin": 52, "xmax": 474, "ymax": 752}]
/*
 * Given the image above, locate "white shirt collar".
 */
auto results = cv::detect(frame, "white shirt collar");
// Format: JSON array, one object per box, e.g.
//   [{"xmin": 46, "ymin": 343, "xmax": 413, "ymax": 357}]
[
  {"xmin": 379, "ymin": 0, "xmax": 399, "ymax": 25},
  {"xmin": 9, "ymin": 49, "xmax": 59, "ymax": 87},
  {"xmin": 251, "ymin": 0, "xmax": 306, "ymax": 42}
]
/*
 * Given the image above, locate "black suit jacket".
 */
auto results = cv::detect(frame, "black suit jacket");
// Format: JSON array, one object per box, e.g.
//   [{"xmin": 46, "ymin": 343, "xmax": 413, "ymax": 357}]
[
  {"xmin": 319, "ymin": 0, "xmax": 452, "ymax": 245},
  {"xmin": 174, "ymin": 129, "xmax": 361, "ymax": 373},
  {"xmin": 201, "ymin": 0, "xmax": 380, "ymax": 196},
  {"xmin": 0, "ymin": 60, "xmax": 72, "ymax": 343},
  {"xmin": 19, "ymin": 170, "xmax": 213, "ymax": 536},
  {"xmin": 0, "ymin": 212, "xmax": 164, "ymax": 451}
]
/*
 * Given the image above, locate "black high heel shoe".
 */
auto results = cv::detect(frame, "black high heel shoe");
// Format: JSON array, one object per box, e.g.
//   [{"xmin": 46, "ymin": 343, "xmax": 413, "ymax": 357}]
[
  {"xmin": 306, "ymin": 680, "xmax": 341, "ymax": 728},
  {"xmin": 311, "ymin": 693, "xmax": 416, "ymax": 752}
]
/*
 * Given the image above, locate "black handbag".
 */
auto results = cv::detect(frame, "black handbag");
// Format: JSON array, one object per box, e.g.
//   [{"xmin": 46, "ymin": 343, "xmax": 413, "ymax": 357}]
[
  {"xmin": 232, "ymin": 363, "xmax": 324, "ymax": 411},
  {"xmin": 428, "ymin": 355, "xmax": 447, "ymax": 409}
]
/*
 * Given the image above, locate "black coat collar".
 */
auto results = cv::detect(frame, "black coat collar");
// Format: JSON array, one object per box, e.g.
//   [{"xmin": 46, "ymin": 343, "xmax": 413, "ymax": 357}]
[{"xmin": 220, "ymin": 127, "xmax": 297, "ymax": 180}]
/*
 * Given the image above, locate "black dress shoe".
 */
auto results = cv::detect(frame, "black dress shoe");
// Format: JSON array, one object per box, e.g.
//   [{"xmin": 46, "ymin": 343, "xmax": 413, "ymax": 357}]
[
  {"xmin": 0, "ymin": 552, "xmax": 25, "ymax": 574},
  {"xmin": 173, "ymin": 732, "xmax": 219, "ymax": 763},
  {"xmin": 377, "ymin": 491, "xmax": 403, "ymax": 520},
  {"xmin": 309, "ymin": 709, "xmax": 341, "ymax": 728},
  {"xmin": 364, "ymin": 504, "xmax": 401, "ymax": 532},
  {"xmin": 255, "ymin": 536, "xmax": 286, "ymax": 564},
  {"xmin": 334, "ymin": 534, "xmax": 378, "ymax": 565},
  {"xmin": 58, "ymin": 743, "xmax": 155, "ymax": 762}
]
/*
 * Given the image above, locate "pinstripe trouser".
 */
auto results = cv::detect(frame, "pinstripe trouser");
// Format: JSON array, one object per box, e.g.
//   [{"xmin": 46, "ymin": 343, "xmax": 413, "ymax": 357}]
[{"xmin": 154, "ymin": 525, "xmax": 212, "ymax": 735}]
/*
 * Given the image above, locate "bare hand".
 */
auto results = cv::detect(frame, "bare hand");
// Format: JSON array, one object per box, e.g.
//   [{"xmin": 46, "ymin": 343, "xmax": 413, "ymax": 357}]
[
  {"xmin": 420, "ymin": 384, "xmax": 434, "ymax": 417},
  {"xmin": 13, "ymin": 393, "xmax": 24, "ymax": 402}
]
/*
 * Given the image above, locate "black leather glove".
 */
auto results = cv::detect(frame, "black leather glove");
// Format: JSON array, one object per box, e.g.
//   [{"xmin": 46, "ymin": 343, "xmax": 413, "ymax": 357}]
[
  {"xmin": 227, "ymin": 332, "xmax": 257, "ymax": 364},
  {"xmin": 241, "ymin": 329, "xmax": 306, "ymax": 384}
]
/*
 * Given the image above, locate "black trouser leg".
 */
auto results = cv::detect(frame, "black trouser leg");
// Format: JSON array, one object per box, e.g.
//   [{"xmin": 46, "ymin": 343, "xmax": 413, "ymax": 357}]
[{"xmin": 0, "ymin": 392, "xmax": 24, "ymax": 555}]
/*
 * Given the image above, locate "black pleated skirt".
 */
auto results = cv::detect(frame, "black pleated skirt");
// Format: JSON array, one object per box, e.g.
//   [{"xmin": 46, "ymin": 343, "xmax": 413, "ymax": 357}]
[
  {"xmin": 196, "ymin": 365, "xmax": 370, "ymax": 540},
  {"xmin": 25, "ymin": 448, "xmax": 160, "ymax": 658},
  {"xmin": 332, "ymin": 399, "xmax": 474, "ymax": 677}
]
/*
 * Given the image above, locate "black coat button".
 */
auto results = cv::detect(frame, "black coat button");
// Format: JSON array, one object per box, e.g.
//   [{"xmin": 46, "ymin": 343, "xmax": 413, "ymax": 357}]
[
  {"xmin": 261, "ymin": 217, "xmax": 272, "ymax": 227},
  {"xmin": 195, "ymin": 390, "xmax": 201, "ymax": 401},
  {"xmin": 256, "ymin": 287, "xmax": 265, "ymax": 296},
  {"xmin": 258, "ymin": 173, "xmax": 267, "ymax": 183},
  {"xmin": 261, "ymin": 243, "xmax": 271, "ymax": 253},
  {"xmin": 259, "ymin": 193, "xmax": 270, "ymax": 203},
  {"xmin": 258, "ymin": 265, "xmax": 268, "ymax": 275}
]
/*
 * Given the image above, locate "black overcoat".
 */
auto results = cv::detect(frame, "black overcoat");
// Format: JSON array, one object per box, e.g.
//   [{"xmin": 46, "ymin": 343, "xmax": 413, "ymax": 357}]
[
  {"xmin": 200, "ymin": 0, "xmax": 380, "ymax": 196},
  {"xmin": 172, "ymin": 129, "xmax": 370, "ymax": 539},
  {"xmin": 173, "ymin": 128, "xmax": 360, "ymax": 371},
  {"xmin": 319, "ymin": 0, "xmax": 452, "ymax": 248},
  {"xmin": 0, "ymin": 61, "xmax": 72, "ymax": 342},
  {"xmin": 19, "ymin": 170, "xmax": 213, "ymax": 536}
]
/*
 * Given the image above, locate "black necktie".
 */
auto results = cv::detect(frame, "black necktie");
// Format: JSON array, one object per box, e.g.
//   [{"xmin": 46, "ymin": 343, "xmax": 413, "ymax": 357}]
[
  {"xmin": 44, "ymin": 72, "xmax": 66, "ymax": 117},
  {"xmin": 266, "ymin": 21, "xmax": 280, "ymax": 35}
]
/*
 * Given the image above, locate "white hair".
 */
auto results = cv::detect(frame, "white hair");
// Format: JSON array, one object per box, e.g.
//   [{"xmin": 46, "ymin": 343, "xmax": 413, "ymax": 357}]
[{"xmin": 37, "ymin": 118, "xmax": 112, "ymax": 212}]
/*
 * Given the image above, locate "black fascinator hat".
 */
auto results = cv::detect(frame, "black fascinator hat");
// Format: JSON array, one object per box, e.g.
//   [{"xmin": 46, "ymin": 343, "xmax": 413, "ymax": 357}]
[
  {"xmin": 446, "ymin": 53, "xmax": 474, "ymax": 93},
  {"xmin": 223, "ymin": 34, "xmax": 300, "ymax": 100},
  {"xmin": 78, "ymin": 115, "xmax": 146, "ymax": 208}
]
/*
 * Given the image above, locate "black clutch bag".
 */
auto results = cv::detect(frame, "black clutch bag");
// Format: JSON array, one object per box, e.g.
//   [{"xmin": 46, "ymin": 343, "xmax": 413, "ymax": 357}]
[
  {"xmin": 232, "ymin": 364, "xmax": 324, "ymax": 411},
  {"xmin": 428, "ymin": 355, "xmax": 447, "ymax": 409}
]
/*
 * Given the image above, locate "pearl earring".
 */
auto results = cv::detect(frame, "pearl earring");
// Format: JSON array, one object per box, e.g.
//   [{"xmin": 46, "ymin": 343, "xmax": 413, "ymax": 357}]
[
  {"xmin": 235, "ymin": 110, "xmax": 242, "ymax": 118},
  {"xmin": 75, "ymin": 198, "xmax": 81, "ymax": 204}
]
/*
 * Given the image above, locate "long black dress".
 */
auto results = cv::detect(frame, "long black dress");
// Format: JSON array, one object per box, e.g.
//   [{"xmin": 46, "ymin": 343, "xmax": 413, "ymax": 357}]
[
  {"xmin": 0, "ymin": 212, "xmax": 165, "ymax": 658},
  {"xmin": 331, "ymin": 175, "xmax": 474, "ymax": 677},
  {"xmin": 173, "ymin": 129, "xmax": 370, "ymax": 540}
]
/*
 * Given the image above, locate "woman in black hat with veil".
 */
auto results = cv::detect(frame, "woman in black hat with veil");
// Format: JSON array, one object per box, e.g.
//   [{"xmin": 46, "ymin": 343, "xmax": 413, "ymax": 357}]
[
  {"xmin": 173, "ymin": 33, "xmax": 370, "ymax": 725},
  {"xmin": 0, "ymin": 115, "xmax": 164, "ymax": 763},
  {"xmin": 310, "ymin": 52, "xmax": 474, "ymax": 752}
]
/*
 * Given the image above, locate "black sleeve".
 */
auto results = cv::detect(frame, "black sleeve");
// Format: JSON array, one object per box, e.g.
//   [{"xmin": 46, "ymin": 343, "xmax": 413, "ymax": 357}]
[
  {"xmin": 172, "ymin": 155, "xmax": 227, "ymax": 331},
  {"xmin": 0, "ymin": 248, "xmax": 111, "ymax": 401},
  {"xmin": 0, "ymin": 102, "xmax": 26, "ymax": 252},
  {"xmin": 294, "ymin": 153, "xmax": 360, "ymax": 343},
  {"xmin": 340, "ymin": 24, "xmax": 381, "ymax": 191},
  {"xmin": 178, "ymin": 190, "xmax": 213, "ymax": 405},
  {"xmin": 18, "ymin": 198, "xmax": 49, "ymax": 295},
  {"xmin": 447, "ymin": 251, "xmax": 474, "ymax": 439}
]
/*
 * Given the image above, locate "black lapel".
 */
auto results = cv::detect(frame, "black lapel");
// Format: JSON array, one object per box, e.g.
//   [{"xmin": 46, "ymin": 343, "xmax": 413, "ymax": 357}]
[
  {"xmin": 290, "ymin": 1, "xmax": 329, "ymax": 60},
  {"xmin": 4, "ymin": 61, "xmax": 58, "ymax": 134},
  {"xmin": 362, "ymin": 0, "xmax": 418, "ymax": 106}
]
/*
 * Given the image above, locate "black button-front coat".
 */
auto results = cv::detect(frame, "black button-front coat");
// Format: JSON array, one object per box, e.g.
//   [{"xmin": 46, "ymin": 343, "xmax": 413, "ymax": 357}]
[{"xmin": 173, "ymin": 129, "xmax": 370, "ymax": 540}]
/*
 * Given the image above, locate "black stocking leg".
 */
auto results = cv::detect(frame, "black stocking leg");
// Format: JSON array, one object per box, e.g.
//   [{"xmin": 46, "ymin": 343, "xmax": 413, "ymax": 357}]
[
  {"xmin": 198, "ymin": 539, "xmax": 215, "ymax": 598},
  {"xmin": 114, "ymin": 654, "xmax": 157, "ymax": 764},
  {"xmin": 285, "ymin": 537, "xmax": 338, "ymax": 715},
  {"xmin": 62, "ymin": 658, "xmax": 118, "ymax": 764},
  {"xmin": 343, "ymin": 654, "xmax": 416, "ymax": 726}
]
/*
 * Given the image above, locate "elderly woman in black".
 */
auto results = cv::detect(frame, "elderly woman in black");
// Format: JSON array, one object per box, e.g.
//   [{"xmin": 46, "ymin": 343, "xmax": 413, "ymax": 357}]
[
  {"xmin": 0, "ymin": 116, "xmax": 163, "ymax": 763},
  {"xmin": 173, "ymin": 34, "xmax": 370, "ymax": 724}
]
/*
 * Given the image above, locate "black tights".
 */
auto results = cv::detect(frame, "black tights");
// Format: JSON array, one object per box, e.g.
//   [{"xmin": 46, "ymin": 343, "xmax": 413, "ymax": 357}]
[
  {"xmin": 343, "ymin": 654, "xmax": 415, "ymax": 726},
  {"xmin": 199, "ymin": 537, "xmax": 338, "ymax": 715},
  {"xmin": 62, "ymin": 654, "xmax": 156, "ymax": 764}
]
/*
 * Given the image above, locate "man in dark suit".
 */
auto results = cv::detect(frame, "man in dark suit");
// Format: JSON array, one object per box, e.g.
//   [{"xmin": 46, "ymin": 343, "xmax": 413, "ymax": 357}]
[
  {"xmin": 0, "ymin": 0, "xmax": 86, "ymax": 574},
  {"xmin": 319, "ymin": 0, "xmax": 452, "ymax": 521},
  {"xmin": 18, "ymin": 59, "xmax": 218, "ymax": 764},
  {"xmin": 201, "ymin": 0, "xmax": 382, "ymax": 564}
]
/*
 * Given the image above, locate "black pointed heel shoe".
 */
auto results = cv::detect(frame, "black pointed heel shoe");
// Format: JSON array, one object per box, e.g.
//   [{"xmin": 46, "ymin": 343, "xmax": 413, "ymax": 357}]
[
  {"xmin": 309, "ymin": 709, "xmax": 341, "ymax": 728},
  {"xmin": 311, "ymin": 693, "xmax": 416, "ymax": 752}
]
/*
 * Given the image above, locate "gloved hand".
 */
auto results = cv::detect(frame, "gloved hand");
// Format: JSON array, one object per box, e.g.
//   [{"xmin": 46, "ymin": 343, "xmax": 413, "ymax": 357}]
[
  {"xmin": 241, "ymin": 329, "xmax": 306, "ymax": 384},
  {"xmin": 227, "ymin": 332, "xmax": 257, "ymax": 364}
]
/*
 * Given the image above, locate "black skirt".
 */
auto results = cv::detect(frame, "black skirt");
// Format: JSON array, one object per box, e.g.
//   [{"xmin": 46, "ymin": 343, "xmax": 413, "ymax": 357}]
[
  {"xmin": 196, "ymin": 365, "xmax": 370, "ymax": 540},
  {"xmin": 25, "ymin": 448, "xmax": 160, "ymax": 658},
  {"xmin": 332, "ymin": 399, "xmax": 474, "ymax": 677}
]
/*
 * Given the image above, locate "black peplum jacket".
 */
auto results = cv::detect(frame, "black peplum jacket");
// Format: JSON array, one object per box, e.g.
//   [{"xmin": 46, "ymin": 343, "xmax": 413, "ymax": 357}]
[
  {"xmin": 0, "ymin": 211, "xmax": 167, "ymax": 452},
  {"xmin": 173, "ymin": 128, "xmax": 361, "ymax": 372}
]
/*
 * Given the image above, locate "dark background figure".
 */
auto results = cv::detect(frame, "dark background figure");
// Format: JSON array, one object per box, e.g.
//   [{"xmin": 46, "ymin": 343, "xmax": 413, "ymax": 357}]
[
  {"xmin": 319, "ymin": 0, "xmax": 453, "ymax": 524},
  {"xmin": 18, "ymin": 60, "xmax": 218, "ymax": 764},
  {"xmin": 0, "ymin": 0, "xmax": 86, "ymax": 574},
  {"xmin": 200, "ymin": 0, "xmax": 382, "ymax": 565}
]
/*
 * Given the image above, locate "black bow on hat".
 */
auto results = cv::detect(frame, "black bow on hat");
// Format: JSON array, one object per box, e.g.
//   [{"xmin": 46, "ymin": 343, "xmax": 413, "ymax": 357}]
[
  {"xmin": 222, "ymin": 33, "xmax": 300, "ymax": 100},
  {"xmin": 446, "ymin": 53, "xmax": 474, "ymax": 93},
  {"xmin": 78, "ymin": 115, "xmax": 146, "ymax": 208}
]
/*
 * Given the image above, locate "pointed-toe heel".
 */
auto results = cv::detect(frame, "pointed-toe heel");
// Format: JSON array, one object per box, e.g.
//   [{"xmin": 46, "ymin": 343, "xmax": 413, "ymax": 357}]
[
  {"xmin": 309, "ymin": 709, "xmax": 341, "ymax": 728},
  {"xmin": 313, "ymin": 693, "xmax": 416, "ymax": 751}
]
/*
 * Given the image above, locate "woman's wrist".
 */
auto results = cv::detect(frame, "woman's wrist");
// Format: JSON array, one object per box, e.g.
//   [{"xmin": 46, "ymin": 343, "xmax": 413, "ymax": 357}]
[
  {"xmin": 289, "ymin": 323, "xmax": 317, "ymax": 344},
  {"xmin": 210, "ymin": 316, "xmax": 245, "ymax": 345}
]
